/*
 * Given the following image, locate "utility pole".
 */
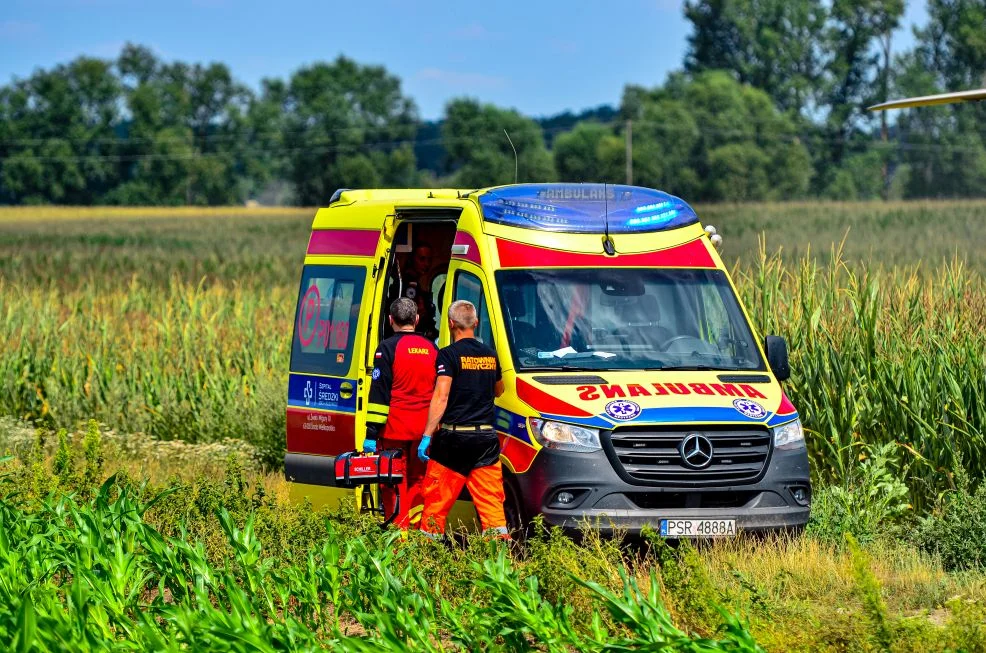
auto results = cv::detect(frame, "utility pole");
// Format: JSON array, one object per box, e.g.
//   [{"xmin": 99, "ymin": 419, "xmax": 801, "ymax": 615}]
[
  {"xmin": 625, "ymin": 119, "xmax": 633, "ymax": 185},
  {"xmin": 880, "ymin": 29, "xmax": 891, "ymax": 200}
]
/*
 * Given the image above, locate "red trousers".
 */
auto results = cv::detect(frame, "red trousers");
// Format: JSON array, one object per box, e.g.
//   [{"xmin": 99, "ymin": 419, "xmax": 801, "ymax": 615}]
[
  {"xmin": 420, "ymin": 459, "xmax": 509, "ymax": 537},
  {"xmin": 378, "ymin": 438, "xmax": 427, "ymax": 529}
]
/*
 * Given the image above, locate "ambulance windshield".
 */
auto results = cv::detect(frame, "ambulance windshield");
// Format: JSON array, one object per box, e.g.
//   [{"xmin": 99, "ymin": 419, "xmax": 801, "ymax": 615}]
[{"xmin": 495, "ymin": 268, "xmax": 764, "ymax": 371}]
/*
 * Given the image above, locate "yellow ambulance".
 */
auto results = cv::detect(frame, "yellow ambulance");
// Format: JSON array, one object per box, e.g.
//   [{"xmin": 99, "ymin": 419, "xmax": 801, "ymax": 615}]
[{"xmin": 285, "ymin": 183, "xmax": 810, "ymax": 536}]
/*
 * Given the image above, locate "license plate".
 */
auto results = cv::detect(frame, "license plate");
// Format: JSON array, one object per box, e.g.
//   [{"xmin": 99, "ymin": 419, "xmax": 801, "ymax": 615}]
[{"xmin": 660, "ymin": 519, "xmax": 736, "ymax": 538}]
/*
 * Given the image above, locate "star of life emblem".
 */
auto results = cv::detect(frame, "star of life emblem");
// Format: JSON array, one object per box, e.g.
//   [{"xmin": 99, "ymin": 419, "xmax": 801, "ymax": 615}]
[
  {"xmin": 605, "ymin": 400, "xmax": 641, "ymax": 421},
  {"xmin": 733, "ymin": 398, "xmax": 767, "ymax": 419}
]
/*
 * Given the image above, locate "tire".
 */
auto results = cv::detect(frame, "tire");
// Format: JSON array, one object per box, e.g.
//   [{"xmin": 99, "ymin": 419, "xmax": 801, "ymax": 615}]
[{"xmin": 502, "ymin": 472, "xmax": 528, "ymax": 542}]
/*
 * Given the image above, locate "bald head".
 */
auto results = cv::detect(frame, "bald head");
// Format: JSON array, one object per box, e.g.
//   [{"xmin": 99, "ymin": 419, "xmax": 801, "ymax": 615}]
[{"xmin": 448, "ymin": 300, "xmax": 478, "ymax": 333}]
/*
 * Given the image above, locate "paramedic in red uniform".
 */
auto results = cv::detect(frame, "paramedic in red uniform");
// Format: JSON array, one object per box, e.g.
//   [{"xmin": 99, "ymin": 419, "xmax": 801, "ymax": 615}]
[
  {"xmin": 363, "ymin": 298, "xmax": 437, "ymax": 529},
  {"xmin": 418, "ymin": 300, "xmax": 509, "ymax": 539}
]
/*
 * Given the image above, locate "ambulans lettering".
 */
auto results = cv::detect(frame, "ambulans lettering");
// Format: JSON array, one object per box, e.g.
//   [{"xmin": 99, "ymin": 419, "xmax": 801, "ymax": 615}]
[
  {"xmin": 577, "ymin": 385, "xmax": 599, "ymax": 401},
  {"xmin": 709, "ymin": 383, "xmax": 743, "ymax": 397},
  {"xmin": 667, "ymin": 383, "xmax": 689, "ymax": 395},
  {"xmin": 574, "ymin": 382, "xmax": 770, "ymax": 401},
  {"xmin": 601, "ymin": 384, "xmax": 625, "ymax": 399},
  {"xmin": 740, "ymin": 384, "xmax": 767, "ymax": 399},
  {"xmin": 460, "ymin": 356, "xmax": 497, "ymax": 371}
]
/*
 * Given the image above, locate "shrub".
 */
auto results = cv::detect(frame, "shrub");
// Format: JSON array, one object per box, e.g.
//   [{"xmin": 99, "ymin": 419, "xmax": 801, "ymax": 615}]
[
  {"xmin": 915, "ymin": 462, "xmax": 986, "ymax": 571},
  {"xmin": 807, "ymin": 442, "xmax": 911, "ymax": 544}
]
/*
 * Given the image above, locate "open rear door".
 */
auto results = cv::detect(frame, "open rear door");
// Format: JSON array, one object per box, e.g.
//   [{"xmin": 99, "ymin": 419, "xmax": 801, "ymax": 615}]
[{"xmin": 284, "ymin": 228, "xmax": 380, "ymax": 506}]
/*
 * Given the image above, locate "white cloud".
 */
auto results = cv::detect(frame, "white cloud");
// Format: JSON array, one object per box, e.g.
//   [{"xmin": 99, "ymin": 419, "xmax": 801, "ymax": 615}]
[
  {"xmin": 416, "ymin": 67, "xmax": 508, "ymax": 90},
  {"xmin": 655, "ymin": 0, "xmax": 684, "ymax": 12},
  {"xmin": 0, "ymin": 20, "xmax": 41, "ymax": 39},
  {"xmin": 450, "ymin": 21, "xmax": 488, "ymax": 40}
]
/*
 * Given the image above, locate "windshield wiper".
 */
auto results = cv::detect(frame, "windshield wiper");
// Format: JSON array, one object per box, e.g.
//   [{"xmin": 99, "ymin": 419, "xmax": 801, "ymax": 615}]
[
  {"xmin": 520, "ymin": 365, "xmax": 627, "ymax": 372},
  {"xmin": 657, "ymin": 364, "xmax": 740, "ymax": 372},
  {"xmin": 519, "ymin": 365, "xmax": 589, "ymax": 372}
]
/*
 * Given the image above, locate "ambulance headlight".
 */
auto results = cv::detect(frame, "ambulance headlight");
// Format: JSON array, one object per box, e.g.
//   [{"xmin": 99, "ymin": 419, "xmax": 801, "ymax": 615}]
[
  {"xmin": 772, "ymin": 419, "xmax": 805, "ymax": 450},
  {"xmin": 529, "ymin": 419, "xmax": 601, "ymax": 453}
]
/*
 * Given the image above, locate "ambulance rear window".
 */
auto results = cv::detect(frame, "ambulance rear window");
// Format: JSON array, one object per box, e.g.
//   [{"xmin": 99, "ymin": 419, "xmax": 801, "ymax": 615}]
[
  {"xmin": 478, "ymin": 183, "xmax": 699, "ymax": 233},
  {"xmin": 291, "ymin": 265, "xmax": 366, "ymax": 376}
]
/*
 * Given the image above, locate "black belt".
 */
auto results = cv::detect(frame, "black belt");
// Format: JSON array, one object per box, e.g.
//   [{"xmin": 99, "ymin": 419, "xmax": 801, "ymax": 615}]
[{"xmin": 440, "ymin": 423, "xmax": 493, "ymax": 432}]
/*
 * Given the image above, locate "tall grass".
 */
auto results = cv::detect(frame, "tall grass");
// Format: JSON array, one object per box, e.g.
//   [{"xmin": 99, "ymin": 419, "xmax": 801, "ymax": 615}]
[
  {"xmin": 3, "ymin": 203, "xmax": 986, "ymax": 505},
  {"xmin": 0, "ymin": 452, "xmax": 763, "ymax": 651},
  {"xmin": 3, "ymin": 425, "xmax": 986, "ymax": 652},
  {"xmin": 737, "ymin": 241, "xmax": 986, "ymax": 508}
]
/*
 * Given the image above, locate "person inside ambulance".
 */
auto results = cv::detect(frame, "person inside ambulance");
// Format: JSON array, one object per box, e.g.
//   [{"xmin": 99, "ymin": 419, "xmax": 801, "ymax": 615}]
[
  {"xmin": 418, "ymin": 300, "xmax": 509, "ymax": 539},
  {"xmin": 364, "ymin": 298, "xmax": 438, "ymax": 529},
  {"xmin": 402, "ymin": 243, "xmax": 438, "ymax": 339}
]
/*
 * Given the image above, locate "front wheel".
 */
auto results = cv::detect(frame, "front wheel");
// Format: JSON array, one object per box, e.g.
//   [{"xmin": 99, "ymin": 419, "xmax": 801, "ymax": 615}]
[{"xmin": 502, "ymin": 473, "xmax": 528, "ymax": 541}]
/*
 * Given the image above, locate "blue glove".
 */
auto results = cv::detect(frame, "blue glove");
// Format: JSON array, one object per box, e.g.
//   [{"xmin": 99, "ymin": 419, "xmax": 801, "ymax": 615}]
[
  {"xmin": 363, "ymin": 438, "xmax": 377, "ymax": 454},
  {"xmin": 417, "ymin": 436, "xmax": 431, "ymax": 462}
]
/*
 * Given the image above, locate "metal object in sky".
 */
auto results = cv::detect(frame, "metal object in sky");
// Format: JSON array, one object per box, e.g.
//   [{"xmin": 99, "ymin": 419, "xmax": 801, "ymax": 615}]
[{"xmin": 868, "ymin": 88, "xmax": 986, "ymax": 111}]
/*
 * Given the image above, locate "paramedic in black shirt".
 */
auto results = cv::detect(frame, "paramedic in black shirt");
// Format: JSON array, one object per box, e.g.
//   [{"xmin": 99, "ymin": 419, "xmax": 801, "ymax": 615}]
[{"xmin": 418, "ymin": 299, "xmax": 508, "ymax": 539}]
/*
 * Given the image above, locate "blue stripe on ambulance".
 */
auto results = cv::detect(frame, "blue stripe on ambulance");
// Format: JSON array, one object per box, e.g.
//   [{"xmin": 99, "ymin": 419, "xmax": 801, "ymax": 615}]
[
  {"xmin": 287, "ymin": 373, "xmax": 357, "ymax": 412},
  {"xmin": 535, "ymin": 407, "xmax": 801, "ymax": 429}
]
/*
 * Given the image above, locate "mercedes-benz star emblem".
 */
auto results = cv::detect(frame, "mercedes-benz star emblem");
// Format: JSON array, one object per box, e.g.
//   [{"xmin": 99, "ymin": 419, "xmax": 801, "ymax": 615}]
[{"xmin": 679, "ymin": 433, "xmax": 714, "ymax": 469}]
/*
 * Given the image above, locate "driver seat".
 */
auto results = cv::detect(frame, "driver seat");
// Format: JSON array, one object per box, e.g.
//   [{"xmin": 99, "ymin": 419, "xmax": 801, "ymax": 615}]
[
  {"xmin": 618, "ymin": 295, "xmax": 672, "ymax": 347},
  {"xmin": 503, "ymin": 290, "xmax": 542, "ymax": 349}
]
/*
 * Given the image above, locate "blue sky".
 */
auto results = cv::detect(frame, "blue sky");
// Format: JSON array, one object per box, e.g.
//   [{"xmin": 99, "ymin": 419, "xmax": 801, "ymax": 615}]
[{"xmin": 0, "ymin": 0, "xmax": 929, "ymax": 120}]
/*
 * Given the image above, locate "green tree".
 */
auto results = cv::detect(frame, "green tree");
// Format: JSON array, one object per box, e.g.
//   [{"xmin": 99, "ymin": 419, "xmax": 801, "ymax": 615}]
[
  {"xmin": 819, "ymin": 0, "xmax": 905, "ymax": 191},
  {"xmin": 117, "ymin": 44, "xmax": 254, "ymax": 205},
  {"xmin": 280, "ymin": 57, "xmax": 419, "ymax": 205},
  {"xmin": 683, "ymin": 0, "xmax": 826, "ymax": 116},
  {"xmin": 894, "ymin": 0, "xmax": 986, "ymax": 198},
  {"xmin": 552, "ymin": 121, "xmax": 623, "ymax": 183},
  {"xmin": 0, "ymin": 57, "xmax": 120, "ymax": 204},
  {"xmin": 623, "ymin": 72, "xmax": 811, "ymax": 201},
  {"xmin": 443, "ymin": 98, "xmax": 555, "ymax": 187}
]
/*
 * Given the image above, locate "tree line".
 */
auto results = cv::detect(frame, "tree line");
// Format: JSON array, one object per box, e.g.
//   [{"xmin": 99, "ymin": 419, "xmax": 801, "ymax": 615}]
[{"xmin": 0, "ymin": 0, "xmax": 984, "ymax": 206}]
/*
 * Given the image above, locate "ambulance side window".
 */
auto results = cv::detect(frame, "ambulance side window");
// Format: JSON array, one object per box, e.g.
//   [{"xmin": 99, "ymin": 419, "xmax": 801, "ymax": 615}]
[
  {"xmin": 452, "ymin": 270, "xmax": 493, "ymax": 346},
  {"xmin": 291, "ymin": 265, "xmax": 366, "ymax": 376}
]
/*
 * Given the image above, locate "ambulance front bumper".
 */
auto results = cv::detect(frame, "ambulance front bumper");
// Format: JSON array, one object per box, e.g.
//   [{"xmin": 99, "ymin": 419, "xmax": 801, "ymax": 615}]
[{"xmin": 513, "ymin": 444, "xmax": 811, "ymax": 536}]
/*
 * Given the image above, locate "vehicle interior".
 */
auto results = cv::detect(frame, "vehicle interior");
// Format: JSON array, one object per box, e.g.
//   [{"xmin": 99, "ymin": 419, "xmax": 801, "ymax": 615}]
[{"xmin": 378, "ymin": 220, "xmax": 458, "ymax": 342}]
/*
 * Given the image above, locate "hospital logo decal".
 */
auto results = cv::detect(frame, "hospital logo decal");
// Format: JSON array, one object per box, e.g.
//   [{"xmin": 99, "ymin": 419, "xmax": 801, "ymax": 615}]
[
  {"xmin": 733, "ymin": 398, "xmax": 767, "ymax": 420},
  {"xmin": 303, "ymin": 380, "xmax": 313, "ymax": 407},
  {"xmin": 605, "ymin": 400, "xmax": 642, "ymax": 421}
]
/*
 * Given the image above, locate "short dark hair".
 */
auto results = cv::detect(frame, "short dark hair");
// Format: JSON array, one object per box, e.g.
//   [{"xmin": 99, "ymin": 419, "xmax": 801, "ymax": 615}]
[{"xmin": 390, "ymin": 297, "xmax": 417, "ymax": 327}]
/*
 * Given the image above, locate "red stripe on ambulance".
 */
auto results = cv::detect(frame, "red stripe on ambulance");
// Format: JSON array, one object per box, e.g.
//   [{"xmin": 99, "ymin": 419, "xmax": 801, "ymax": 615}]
[
  {"xmin": 516, "ymin": 378, "xmax": 594, "ymax": 417},
  {"xmin": 577, "ymin": 382, "xmax": 767, "ymax": 401},
  {"xmin": 306, "ymin": 229, "xmax": 379, "ymax": 256},
  {"xmin": 286, "ymin": 407, "xmax": 356, "ymax": 456},
  {"xmin": 495, "ymin": 237, "xmax": 715, "ymax": 269}
]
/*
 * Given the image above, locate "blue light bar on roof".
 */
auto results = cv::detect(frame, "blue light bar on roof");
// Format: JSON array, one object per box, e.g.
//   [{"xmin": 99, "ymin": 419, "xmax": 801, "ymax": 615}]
[{"xmin": 478, "ymin": 184, "xmax": 699, "ymax": 234}]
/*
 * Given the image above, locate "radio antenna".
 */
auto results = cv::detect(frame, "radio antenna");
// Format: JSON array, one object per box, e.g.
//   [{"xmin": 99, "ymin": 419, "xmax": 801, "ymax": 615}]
[
  {"xmin": 603, "ymin": 182, "xmax": 615, "ymax": 255},
  {"xmin": 503, "ymin": 129, "xmax": 518, "ymax": 183}
]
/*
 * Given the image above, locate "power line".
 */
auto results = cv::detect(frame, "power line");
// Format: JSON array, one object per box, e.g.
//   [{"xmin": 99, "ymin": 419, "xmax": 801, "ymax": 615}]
[{"xmin": 1, "ymin": 123, "xmax": 981, "ymax": 165}]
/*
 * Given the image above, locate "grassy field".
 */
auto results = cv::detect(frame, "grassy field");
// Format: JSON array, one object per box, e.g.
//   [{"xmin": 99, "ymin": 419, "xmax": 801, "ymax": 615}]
[
  {"xmin": 2, "ymin": 418, "xmax": 986, "ymax": 652},
  {"xmin": 4, "ymin": 201, "xmax": 986, "ymax": 650},
  {"xmin": 3, "ymin": 202, "xmax": 986, "ymax": 494}
]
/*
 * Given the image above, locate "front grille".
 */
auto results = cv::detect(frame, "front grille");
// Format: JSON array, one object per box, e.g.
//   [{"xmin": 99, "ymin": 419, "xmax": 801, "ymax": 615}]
[
  {"xmin": 627, "ymin": 491, "xmax": 760, "ymax": 510},
  {"xmin": 607, "ymin": 426, "xmax": 771, "ymax": 486}
]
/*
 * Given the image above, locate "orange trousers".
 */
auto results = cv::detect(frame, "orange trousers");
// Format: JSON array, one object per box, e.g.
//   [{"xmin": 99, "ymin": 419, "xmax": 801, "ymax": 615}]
[
  {"xmin": 419, "ymin": 459, "xmax": 509, "ymax": 537},
  {"xmin": 378, "ymin": 438, "xmax": 427, "ymax": 530}
]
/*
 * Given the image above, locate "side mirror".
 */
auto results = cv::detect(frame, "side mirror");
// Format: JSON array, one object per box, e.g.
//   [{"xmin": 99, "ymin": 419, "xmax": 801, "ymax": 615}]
[{"xmin": 765, "ymin": 335, "xmax": 790, "ymax": 381}]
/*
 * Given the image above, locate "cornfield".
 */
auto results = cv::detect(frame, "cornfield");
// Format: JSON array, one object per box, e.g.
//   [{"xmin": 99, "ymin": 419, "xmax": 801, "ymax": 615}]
[
  {"xmin": 3, "ymin": 202, "xmax": 986, "ymax": 504},
  {"xmin": 0, "ymin": 473, "xmax": 762, "ymax": 651}
]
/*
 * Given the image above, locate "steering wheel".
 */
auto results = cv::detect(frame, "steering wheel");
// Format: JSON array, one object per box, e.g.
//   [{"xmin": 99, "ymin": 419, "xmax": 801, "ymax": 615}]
[{"xmin": 661, "ymin": 335, "xmax": 706, "ymax": 352}]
